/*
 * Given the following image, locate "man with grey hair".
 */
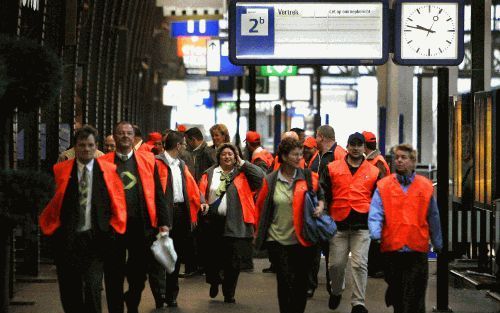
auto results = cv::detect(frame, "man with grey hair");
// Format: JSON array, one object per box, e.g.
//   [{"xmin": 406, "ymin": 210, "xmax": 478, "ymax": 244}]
[{"xmin": 315, "ymin": 125, "xmax": 346, "ymax": 176}]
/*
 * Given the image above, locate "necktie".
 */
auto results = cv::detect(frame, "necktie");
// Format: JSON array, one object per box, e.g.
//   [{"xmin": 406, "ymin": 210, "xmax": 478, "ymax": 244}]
[
  {"xmin": 215, "ymin": 171, "xmax": 232, "ymax": 197},
  {"xmin": 78, "ymin": 166, "xmax": 89, "ymax": 230},
  {"xmin": 120, "ymin": 154, "xmax": 129, "ymax": 162}
]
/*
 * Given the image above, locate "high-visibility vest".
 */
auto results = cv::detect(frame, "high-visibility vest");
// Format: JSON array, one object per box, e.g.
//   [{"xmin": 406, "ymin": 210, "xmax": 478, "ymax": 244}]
[
  {"xmin": 368, "ymin": 154, "xmax": 390, "ymax": 176},
  {"xmin": 156, "ymin": 159, "xmax": 201, "ymax": 223},
  {"xmin": 100, "ymin": 151, "xmax": 159, "ymax": 227},
  {"xmin": 251, "ymin": 149, "xmax": 274, "ymax": 169},
  {"xmin": 378, "ymin": 174, "xmax": 434, "ymax": 253},
  {"xmin": 307, "ymin": 151, "xmax": 319, "ymax": 170},
  {"xmin": 39, "ymin": 158, "xmax": 127, "ymax": 236},
  {"xmin": 327, "ymin": 159, "xmax": 379, "ymax": 221},
  {"xmin": 255, "ymin": 170, "xmax": 320, "ymax": 247},
  {"xmin": 199, "ymin": 169, "xmax": 257, "ymax": 225}
]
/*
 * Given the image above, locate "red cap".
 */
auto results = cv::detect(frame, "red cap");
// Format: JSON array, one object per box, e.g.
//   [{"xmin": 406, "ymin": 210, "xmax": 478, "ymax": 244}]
[
  {"xmin": 362, "ymin": 131, "xmax": 377, "ymax": 143},
  {"xmin": 245, "ymin": 131, "xmax": 261, "ymax": 143},
  {"xmin": 146, "ymin": 132, "xmax": 162, "ymax": 145},
  {"xmin": 303, "ymin": 137, "xmax": 317, "ymax": 149},
  {"xmin": 177, "ymin": 124, "xmax": 187, "ymax": 132}
]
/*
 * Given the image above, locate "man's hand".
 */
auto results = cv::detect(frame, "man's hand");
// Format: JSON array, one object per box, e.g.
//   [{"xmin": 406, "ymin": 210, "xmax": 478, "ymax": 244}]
[
  {"xmin": 158, "ymin": 225, "xmax": 169, "ymax": 233},
  {"xmin": 313, "ymin": 200, "xmax": 325, "ymax": 218},
  {"xmin": 200, "ymin": 203, "xmax": 209, "ymax": 215}
]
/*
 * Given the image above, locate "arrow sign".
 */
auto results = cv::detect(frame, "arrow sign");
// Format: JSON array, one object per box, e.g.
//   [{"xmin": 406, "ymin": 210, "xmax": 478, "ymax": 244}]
[
  {"xmin": 260, "ymin": 65, "xmax": 297, "ymax": 76},
  {"xmin": 206, "ymin": 39, "xmax": 221, "ymax": 72}
]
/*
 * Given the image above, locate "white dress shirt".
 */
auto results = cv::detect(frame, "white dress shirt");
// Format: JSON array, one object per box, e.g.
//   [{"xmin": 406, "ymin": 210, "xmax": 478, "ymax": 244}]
[
  {"xmin": 77, "ymin": 159, "xmax": 94, "ymax": 232},
  {"xmin": 164, "ymin": 151, "xmax": 185, "ymax": 203},
  {"xmin": 115, "ymin": 150, "xmax": 134, "ymax": 161}
]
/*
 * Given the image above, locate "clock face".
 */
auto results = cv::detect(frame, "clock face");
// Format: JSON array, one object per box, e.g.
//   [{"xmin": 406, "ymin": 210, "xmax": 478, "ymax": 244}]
[{"xmin": 401, "ymin": 3, "xmax": 458, "ymax": 59}]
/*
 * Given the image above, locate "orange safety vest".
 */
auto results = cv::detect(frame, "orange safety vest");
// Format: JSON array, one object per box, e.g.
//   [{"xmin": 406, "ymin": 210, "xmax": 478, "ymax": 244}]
[
  {"xmin": 368, "ymin": 154, "xmax": 390, "ymax": 176},
  {"xmin": 156, "ymin": 158, "xmax": 201, "ymax": 223},
  {"xmin": 327, "ymin": 159, "xmax": 379, "ymax": 221},
  {"xmin": 272, "ymin": 155, "xmax": 305, "ymax": 171},
  {"xmin": 333, "ymin": 145, "xmax": 347, "ymax": 160},
  {"xmin": 251, "ymin": 149, "xmax": 274, "ymax": 169},
  {"xmin": 199, "ymin": 169, "xmax": 257, "ymax": 225},
  {"xmin": 378, "ymin": 174, "xmax": 434, "ymax": 253},
  {"xmin": 307, "ymin": 151, "xmax": 319, "ymax": 169},
  {"xmin": 100, "ymin": 151, "xmax": 159, "ymax": 227},
  {"xmin": 255, "ymin": 171, "xmax": 320, "ymax": 247},
  {"xmin": 39, "ymin": 158, "xmax": 127, "ymax": 236}
]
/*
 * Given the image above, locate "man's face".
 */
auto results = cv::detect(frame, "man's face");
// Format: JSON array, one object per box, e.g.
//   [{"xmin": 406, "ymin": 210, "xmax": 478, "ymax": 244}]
[
  {"xmin": 347, "ymin": 140, "xmax": 365, "ymax": 160},
  {"xmin": 75, "ymin": 135, "xmax": 96, "ymax": 164},
  {"xmin": 114, "ymin": 124, "xmax": 135, "ymax": 152},
  {"xmin": 153, "ymin": 140, "xmax": 164, "ymax": 155},
  {"xmin": 185, "ymin": 136, "xmax": 196, "ymax": 150},
  {"xmin": 315, "ymin": 132, "xmax": 323, "ymax": 146},
  {"xmin": 303, "ymin": 146, "xmax": 316, "ymax": 161},
  {"xmin": 394, "ymin": 149, "xmax": 415, "ymax": 174},
  {"xmin": 177, "ymin": 139, "xmax": 187, "ymax": 153},
  {"xmin": 104, "ymin": 136, "xmax": 116, "ymax": 153}
]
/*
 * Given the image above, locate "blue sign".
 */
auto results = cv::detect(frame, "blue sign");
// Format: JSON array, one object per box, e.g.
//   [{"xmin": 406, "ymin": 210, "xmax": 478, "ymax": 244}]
[
  {"xmin": 217, "ymin": 77, "xmax": 235, "ymax": 99},
  {"xmin": 207, "ymin": 39, "xmax": 245, "ymax": 76},
  {"xmin": 229, "ymin": 0, "xmax": 389, "ymax": 65},
  {"xmin": 171, "ymin": 20, "xmax": 219, "ymax": 37}
]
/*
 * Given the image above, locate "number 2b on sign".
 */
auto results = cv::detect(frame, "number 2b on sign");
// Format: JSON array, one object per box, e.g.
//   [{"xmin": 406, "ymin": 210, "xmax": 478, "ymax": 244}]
[{"xmin": 241, "ymin": 9, "xmax": 268, "ymax": 36}]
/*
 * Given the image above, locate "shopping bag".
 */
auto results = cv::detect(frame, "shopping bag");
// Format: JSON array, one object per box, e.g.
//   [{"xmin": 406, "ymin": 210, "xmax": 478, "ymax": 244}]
[{"xmin": 150, "ymin": 232, "xmax": 177, "ymax": 273}]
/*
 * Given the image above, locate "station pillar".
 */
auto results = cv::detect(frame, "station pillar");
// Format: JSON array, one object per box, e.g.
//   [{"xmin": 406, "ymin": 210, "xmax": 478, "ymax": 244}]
[{"xmin": 377, "ymin": 61, "xmax": 414, "ymax": 153}]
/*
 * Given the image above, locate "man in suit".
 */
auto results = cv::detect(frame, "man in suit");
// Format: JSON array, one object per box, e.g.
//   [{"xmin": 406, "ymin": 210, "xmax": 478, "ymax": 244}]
[
  {"xmin": 102, "ymin": 121, "xmax": 170, "ymax": 313},
  {"xmin": 39, "ymin": 125, "xmax": 127, "ymax": 313}
]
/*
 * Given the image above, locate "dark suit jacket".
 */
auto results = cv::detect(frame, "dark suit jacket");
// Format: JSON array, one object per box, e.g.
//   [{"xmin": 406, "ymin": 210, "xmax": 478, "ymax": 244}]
[{"xmin": 59, "ymin": 161, "xmax": 112, "ymax": 234}]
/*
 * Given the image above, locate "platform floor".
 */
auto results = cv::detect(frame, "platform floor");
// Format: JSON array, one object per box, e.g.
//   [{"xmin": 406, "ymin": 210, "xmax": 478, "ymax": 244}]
[{"xmin": 9, "ymin": 258, "xmax": 500, "ymax": 313}]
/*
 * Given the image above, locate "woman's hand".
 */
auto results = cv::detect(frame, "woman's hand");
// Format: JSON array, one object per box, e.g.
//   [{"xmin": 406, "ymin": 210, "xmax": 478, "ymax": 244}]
[
  {"xmin": 200, "ymin": 203, "xmax": 209, "ymax": 215},
  {"xmin": 313, "ymin": 200, "xmax": 325, "ymax": 218},
  {"xmin": 235, "ymin": 154, "xmax": 245, "ymax": 167}
]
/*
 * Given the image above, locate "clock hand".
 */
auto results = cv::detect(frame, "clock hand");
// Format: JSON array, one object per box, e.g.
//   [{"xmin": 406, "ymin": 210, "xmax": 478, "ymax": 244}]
[
  {"xmin": 426, "ymin": 21, "xmax": 436, "ymax": 37},
  {"xmin": 406, "ymin": 24, "xmax": 436, "ymax": 33}
]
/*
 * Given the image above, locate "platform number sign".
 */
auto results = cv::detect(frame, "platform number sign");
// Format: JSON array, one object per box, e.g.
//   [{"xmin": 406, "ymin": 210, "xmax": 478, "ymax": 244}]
[
  {"xmin": 241, "ymin": 9, "xmax": 269, "ymax": 36},
  {"xmin": 235, "ymin": 6, "xmax": 275, "ymax": 58}
]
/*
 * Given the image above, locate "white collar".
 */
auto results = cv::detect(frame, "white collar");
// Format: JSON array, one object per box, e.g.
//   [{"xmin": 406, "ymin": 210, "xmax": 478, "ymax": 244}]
[
  {"xmin": 116, "ymin": 150, "xmax": 133, "ymax": 160},
  {"xmin": 164, "ymin": 151, "xmax": 179, "ymax": 166},
  {"xmin": 77, "ymin": 159, "xmax": 94, "ymax": 173}
]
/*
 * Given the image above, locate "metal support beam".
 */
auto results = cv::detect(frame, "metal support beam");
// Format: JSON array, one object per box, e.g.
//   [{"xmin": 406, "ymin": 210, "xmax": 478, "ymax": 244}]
[
  {"xmin": 435, "ymin": 67, "xmax": 452, "ymax": 313},
  {"xmin": 248, "ymin": 66, "xmax": 256, "ymax": 131}
]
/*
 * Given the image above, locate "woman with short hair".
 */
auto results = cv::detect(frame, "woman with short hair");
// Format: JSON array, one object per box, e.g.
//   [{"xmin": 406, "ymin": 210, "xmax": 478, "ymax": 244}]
[
  {"xmin": 198, "ymin": 143, "xmax": 264, "ymax": 303},
  {"xmin": 255, "ymin": 137, "xmax": 325, "ymax": 313}
]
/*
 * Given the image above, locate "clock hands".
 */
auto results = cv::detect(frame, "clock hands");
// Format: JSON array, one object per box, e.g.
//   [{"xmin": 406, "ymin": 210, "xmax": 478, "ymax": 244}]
[{"xmin": 406, "ymin": 24, "xmax": 436, "ymax": 34}]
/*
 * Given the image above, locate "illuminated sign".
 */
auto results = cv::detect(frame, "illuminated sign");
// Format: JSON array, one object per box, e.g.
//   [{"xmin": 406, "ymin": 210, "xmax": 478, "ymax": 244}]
[{"xmin": 171, "ymin": 20, "xmax": 219, "ymax": 37}]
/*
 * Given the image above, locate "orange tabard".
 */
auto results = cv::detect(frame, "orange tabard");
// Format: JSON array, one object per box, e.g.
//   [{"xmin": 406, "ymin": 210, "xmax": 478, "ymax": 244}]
[
  {"xmin": 378, "ymin": 174, "xmax": 434, "ymax": 253},
  {"xmin": 327, "ymin": 159, "xmax": 379, "ymax": 221},
  {"xmin": 39, "ymin": 158, "xmax": 127, "ymax": 236},
  {"xmin": 368, "ymin": 154, "xmax": 390, "ymax": 176},
  {"xmin": 251, "ymin": 149, "xmax": 274, "ymax": 169}
]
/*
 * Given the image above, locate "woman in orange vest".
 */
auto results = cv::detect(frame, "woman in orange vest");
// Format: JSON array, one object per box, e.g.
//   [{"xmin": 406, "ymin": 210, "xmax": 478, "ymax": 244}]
[
  {"xmin": 255, "ymin": 137, "xmax": 325, "ymax": 313},
  {"xmin": 198, "ymin": 143, "xmax": 264, "ymax": 303},
  {"xmin": 369, "ymin": 144, "xmax": 442, "ymax": 313}
]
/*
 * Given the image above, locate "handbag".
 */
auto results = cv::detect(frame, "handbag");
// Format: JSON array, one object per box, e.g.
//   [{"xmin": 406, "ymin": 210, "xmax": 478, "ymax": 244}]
[
  {"xmin": 302, "ymin": 169, "xmax": 337, "ymax": 244},
  {"xmin": 150, "ymin": 232, "xmax": 177, "ymax": 273}
]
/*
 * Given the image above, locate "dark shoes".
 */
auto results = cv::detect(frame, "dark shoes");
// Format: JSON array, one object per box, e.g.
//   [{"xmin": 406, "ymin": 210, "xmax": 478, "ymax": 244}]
[
  {"xmin": 262, "ymin": 266, "xmax": 276, "ymax": 273},
  {"xmin": 306, "ymin": 288, "xmax": 315, "ymax": 298},
  {"xmin": 224, "ymin": 297, "xmax": 236, "ymax": 303},
  {"xmin": 209, "ymin": 284, "xmax": 219, "ymax": 298},
  {"xmin": 178, "ymin": 271, "xmax": 197, "ymax": 278},
  {"xmin": 328, "ymin": 294, "xmax": 341, "ymax": 310},
  {"xmin": 166, "ymin": 300, "xmax": 178, "ymax": 307},
  {"xmin": 351, "ymin": 304, "xmax": 368, "ymax": 313}
]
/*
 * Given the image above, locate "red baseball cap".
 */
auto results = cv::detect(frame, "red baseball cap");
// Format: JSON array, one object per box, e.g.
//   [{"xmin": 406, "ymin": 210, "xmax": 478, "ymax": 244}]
[
  {"xmin": 303, "ymin": 137, "xmax": 317, "ymax": 149},
  {"xmin": 362, "ymin": 131, "xmax": 377, "ymax": 143},
  {"xmin": 147, "ymin": 132, "xmax": 162, "ymax": 142},
  {"xmin": 245, "ymin": 131, "xmax": 261, "ymax": 143},
  {"xmin": 177, "ymin": 124, "xmax": 187, "ymax": 132}
]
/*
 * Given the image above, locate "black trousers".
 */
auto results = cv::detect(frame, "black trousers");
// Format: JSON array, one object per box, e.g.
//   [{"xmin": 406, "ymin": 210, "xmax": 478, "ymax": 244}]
[
  {"xmin": 204, "ymin": 215, "xmax": 250, "ymax": 299},
  {"xmin": 53, "ymin": 230, "xmax": 104, "ymax": 313},
  {"xmin": 368, "ymin": 240, "xmax": 384, "ymax": 276},
  {"xmin": 104, "ymin": 218, "xmax": 165, "ymax": 313},
  {"xmin": 267, "ymin": 241, "xmax": 315, "ymax": 313},
  {"xmin": 165, "ymin": 203, "xmax": 194, "ymax": 301},
  {"xmin": 383, "ymin": 252, "xmax": 428, "ymax": 313},
  {"xmin": 307, "ymin": 240, "xmax": 330, "ymax": 292}
]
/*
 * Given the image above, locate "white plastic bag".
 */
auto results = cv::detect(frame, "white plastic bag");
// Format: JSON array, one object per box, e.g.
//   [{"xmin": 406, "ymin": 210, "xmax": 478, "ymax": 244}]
[{"xmin": 150, "ymin": 232, "xmax": 177, "ymax": 273}]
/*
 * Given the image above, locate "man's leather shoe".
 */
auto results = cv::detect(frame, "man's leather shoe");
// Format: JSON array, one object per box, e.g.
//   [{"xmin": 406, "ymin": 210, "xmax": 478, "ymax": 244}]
[
  {"xmin": 306, "ymin": 288, "xmax": 315, "ymax": 298},
  {"xmin": 328, "ymin": 294, "xmax": 341, "ymax": 310},
  {"xmin": 351, "ymin": 304, "xmax": 368, "ymax": 313},
  {"xmin": 166, "ymin": 300, "xmax": 178, "ymax": 307},
  {"xmin": 262, "ymin": 266, "xmax": 275, "ymax": 273},
  {"xmin": 224, "ymin": 297, "xmax": 236, "ymax": 303},
  {"xmin": 209, "ymin": 284, "xmax": 219, "ymax": 298}
]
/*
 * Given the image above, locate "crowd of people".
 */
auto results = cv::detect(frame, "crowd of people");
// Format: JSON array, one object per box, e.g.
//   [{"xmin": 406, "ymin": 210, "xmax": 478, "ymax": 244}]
[{"xmin": 39, "ymin": 121, "xmax": 442, "ymax": 313}]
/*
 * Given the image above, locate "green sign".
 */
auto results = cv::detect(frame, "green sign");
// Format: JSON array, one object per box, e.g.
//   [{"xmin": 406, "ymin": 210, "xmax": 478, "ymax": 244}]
[{"xmin": 260, "ymin": 65, "xmax": 297, "ymax": 77}]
